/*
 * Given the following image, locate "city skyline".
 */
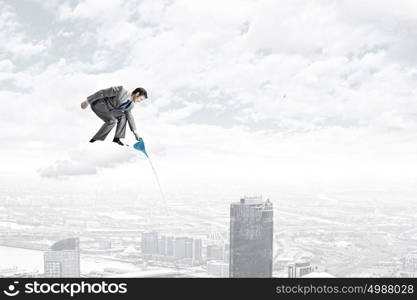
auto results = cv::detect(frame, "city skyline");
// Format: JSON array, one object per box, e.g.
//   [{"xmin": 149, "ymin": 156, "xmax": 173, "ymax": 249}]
[{"xmin": 1, "ymin": 190, "xmax": 417, "ymax": 278}]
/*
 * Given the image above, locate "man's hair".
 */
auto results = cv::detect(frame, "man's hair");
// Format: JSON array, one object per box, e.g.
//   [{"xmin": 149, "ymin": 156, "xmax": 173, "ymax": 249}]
[{"xmin": 131, "ymin": 87, "xmax": 148, "ymax": 99}]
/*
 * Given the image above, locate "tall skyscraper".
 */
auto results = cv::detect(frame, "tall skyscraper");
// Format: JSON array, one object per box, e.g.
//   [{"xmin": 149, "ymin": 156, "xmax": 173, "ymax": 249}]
[
  {"xmin": 229, "ymin": 197, "xmax": 273, "ymax": 278},
  {"xmin": 174, "ymin": 237, "xmax": 188, "ymax": 259},
  {"xmin": 141, "ymin": 232, "xmax": 159, "ymax": 255},
  {"xmin": 172, "ymin": 237, "xmax": 202, "ymax": 263},
  {"xmin": 44, "ymin": 237, "xmax": 80, "ymax": 278},
  {"xmin": 166, "ymin": 236, "xmax": 174, "ymax": 256},
  {"xmin": 193, "ymin": 239, "xmax": 202, "ymax": 262},
  {"xmin": 158, "ymin": 236, "xmax": 167, "ymax": 256},
  {"xmin": 185, "ymin": 238, "xmax": 193, "ymax": 259}
]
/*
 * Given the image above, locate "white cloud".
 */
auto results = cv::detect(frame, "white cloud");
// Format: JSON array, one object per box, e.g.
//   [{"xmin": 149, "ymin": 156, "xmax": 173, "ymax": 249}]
[
  {"xmin": 0, "ymin": 4, "xmax": 47, "ymax": 59},
  {"xmin": 58, "ymin": 0, "xmax": 127, "ymax": 20},
  {"xmin": 2, "ymin": 0, "xmax": 417, "ymax": 192},
  {"xmin": 38, "ymin": 143, "xmax": 139, "ymax": 179},
  {"xmin": 0, "ymin": 59, "xmax": 14, "ymax": 72}
]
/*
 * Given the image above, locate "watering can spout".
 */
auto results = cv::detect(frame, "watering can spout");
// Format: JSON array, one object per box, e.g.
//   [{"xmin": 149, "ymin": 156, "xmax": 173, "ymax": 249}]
[{"xmin": 133, "ymin": 138, "xmax": 149, "ymax": 157}]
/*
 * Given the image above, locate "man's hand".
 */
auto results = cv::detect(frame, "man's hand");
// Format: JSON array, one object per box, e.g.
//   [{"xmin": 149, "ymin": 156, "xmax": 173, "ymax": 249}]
[
  {"xmin": 81, "ymin": 101, "xmax": 89, "ymax": 109},
  {"xmin": 133, "ymin": 131, "xmax": 141, "ymax": 141}
]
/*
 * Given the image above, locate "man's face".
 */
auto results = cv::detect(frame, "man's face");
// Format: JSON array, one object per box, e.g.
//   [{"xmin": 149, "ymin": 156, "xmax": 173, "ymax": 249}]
[{"xmin": 132, "ymin": 93, "xmax": 146, "ymax": 103}]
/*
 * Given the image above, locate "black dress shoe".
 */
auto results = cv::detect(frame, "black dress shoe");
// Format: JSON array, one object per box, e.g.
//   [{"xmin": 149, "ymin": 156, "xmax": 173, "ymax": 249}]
[
  {"xmin": 89, "ymin": 139, "xmax": 96, "ymax": 143},
  {"xmin": 113, "ymin": 138, "xmax": 124, "ymax": 146}
]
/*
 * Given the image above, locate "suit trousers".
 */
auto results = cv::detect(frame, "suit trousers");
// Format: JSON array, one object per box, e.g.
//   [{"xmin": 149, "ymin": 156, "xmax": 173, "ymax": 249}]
[{"xmin": 91, "ymin": 100, "xmax": 127, "ymax": 141}]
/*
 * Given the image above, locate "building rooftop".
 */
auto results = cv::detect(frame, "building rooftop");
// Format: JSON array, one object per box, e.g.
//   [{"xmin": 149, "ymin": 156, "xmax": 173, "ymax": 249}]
[
  {"xmin": 50, "ymin": 238, "xmax": 79, "ymax": 251},
  {"xmin": 231, "ymin": 197, "xmax": 273, "ymax": 210}
]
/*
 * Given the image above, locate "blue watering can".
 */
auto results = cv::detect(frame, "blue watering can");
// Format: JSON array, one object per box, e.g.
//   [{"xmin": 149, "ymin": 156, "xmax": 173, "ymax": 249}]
[{"xmin": 133, "ymin": 138, "xmax": 149, "ymax": 157}]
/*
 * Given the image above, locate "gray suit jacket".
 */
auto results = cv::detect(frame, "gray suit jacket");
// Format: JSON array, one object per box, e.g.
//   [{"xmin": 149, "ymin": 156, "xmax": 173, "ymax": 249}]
[
  {"xmin": 88, "ymin": 86, "xmax": 137, "ymax": 132},
  {"xmin": 87, "ymin": 86, "xmax": 129, "ymax": 107}
]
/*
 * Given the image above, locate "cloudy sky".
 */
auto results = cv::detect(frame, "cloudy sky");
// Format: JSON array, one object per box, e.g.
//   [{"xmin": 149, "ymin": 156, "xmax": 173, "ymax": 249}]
[{"xmin": 1, "ymin": 0, "xmax": 417, "ymax": 199}]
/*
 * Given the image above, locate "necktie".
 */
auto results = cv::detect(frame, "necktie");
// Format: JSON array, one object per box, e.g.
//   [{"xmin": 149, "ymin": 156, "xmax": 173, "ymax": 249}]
[{"xmin": 117, "ymin": 100, "xmax": 131, "ymax": 110}]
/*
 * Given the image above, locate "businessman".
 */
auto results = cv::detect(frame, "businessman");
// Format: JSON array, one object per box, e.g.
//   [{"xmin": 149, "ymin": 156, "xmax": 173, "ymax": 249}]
[{"xmin": 80, "ymin": 86, "xmax": 148, "ymax": 146}]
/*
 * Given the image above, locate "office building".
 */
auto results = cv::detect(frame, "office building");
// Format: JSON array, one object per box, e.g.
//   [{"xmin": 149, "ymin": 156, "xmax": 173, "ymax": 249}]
[
  {"xmin": 44, "ymin": 238, "xmax": 80, "ymax": 278},
  {"xmin": 229, "ymin": 197, "xmax": 273, "ymax": 277},
  {"xmin": 141, "ymin": 232, "xmax": 159, "ymax": 255},
  {"xmin": 288, "ymin": 261, "xmax": 314, "ymax": 278}
]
